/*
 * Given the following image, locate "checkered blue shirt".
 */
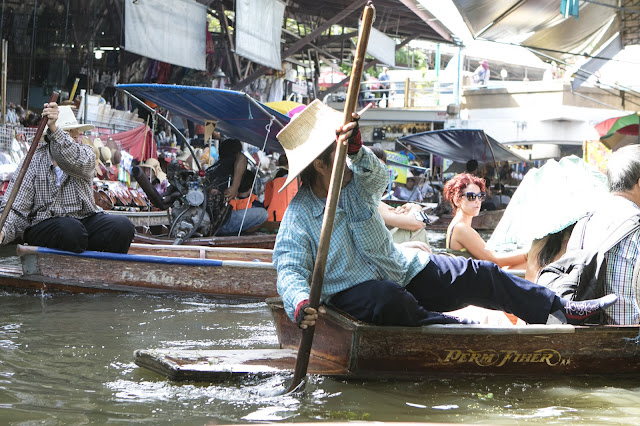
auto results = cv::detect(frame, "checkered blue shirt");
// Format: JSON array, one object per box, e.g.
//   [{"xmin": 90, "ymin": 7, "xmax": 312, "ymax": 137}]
[
  {"xmin": 0, "ymin": 128, "xmax": 97, "ymax": 244},
  {"xmin": 273, "ymin": 147, "xmax": 430, "ymax": 321}
]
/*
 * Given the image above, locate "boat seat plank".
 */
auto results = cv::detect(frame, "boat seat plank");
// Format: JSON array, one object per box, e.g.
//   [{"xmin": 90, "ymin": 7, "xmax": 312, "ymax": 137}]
[{"xmin": 134, "ymin": 349, "xmax": 350, "ymax": 381}]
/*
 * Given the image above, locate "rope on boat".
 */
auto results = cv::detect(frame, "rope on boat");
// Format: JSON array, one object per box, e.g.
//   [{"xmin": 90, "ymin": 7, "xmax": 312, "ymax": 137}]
[{"xmin": 237, "ymin": 116, "xmax": 275, "ymax": 236}]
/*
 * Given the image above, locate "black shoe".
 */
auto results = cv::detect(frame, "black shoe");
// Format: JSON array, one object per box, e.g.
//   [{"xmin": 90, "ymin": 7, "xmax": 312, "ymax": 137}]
[{"xmin": 563, "ymin": 294, "xmax": 618, "ymax": 325}]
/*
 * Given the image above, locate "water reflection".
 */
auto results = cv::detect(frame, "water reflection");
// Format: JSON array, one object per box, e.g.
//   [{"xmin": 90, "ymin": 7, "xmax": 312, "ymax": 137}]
[{"xmin": 0, "ymin": 237, "xmax": 639, "ymax": 423}]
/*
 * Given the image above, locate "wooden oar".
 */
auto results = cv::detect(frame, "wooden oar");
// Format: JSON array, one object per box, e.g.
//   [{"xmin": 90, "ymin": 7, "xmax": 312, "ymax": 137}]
[
  {"xmin": 286, "ymin": 2, "xmax": 375, "ymax": 393},
  {"xmin": 0, "ymin": 91, "xmax": 59, "ymax": 237}
]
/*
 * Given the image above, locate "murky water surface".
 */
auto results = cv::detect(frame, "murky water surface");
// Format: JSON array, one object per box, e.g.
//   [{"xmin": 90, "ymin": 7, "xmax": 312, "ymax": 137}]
[{"xmin": 1, "ymin": 235, "xmax": 639, "ymax": 424}]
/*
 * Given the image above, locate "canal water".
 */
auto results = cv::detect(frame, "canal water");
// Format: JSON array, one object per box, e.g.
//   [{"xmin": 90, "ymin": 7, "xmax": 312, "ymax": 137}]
[{"xmin": 1, "ymin": 235, "xmax": 640, "ymax": 424}]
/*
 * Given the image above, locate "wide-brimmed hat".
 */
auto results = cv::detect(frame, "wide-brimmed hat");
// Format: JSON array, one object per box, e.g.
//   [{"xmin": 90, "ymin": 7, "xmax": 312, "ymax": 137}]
[
  {"xmin": 275, "ymin": 99, "xmax": 343, "ymax": 192},
  {"xmin": 139, "ymin": 157, "xmax": 167, "ymax": 182},
  {"xmin": 93, "ymin": 137, "xmax": 104, "ymax": 149},
  {"xmin": 82, "ymin": 136, "xmax": 101, "ymax": 175},
  {"xmin": 99, "ymin": 146, "xmax": 112, "ymax": 167},
  {"xmin": 56, "ymin": 105, "xmax": 94, "ymax": 132},
  {"xmin": 106, "ymin": 138, "xmax": 122, "ymax": 166}
]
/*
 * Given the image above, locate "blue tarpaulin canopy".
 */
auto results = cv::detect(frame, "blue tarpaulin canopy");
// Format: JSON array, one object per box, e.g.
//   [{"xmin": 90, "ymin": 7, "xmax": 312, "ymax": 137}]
[
  {"xmin": 117, "ymin": 84, "xmax": 289, "ymax": 153},
  {"xmin": 398, "ymin": 129, "xmax": 526, "ymax": 164}
]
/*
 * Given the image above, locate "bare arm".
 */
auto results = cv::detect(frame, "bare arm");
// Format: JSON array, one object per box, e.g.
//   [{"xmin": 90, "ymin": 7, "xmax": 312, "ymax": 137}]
[
  {"xmin": 377, "ymin": 202, "xmax": 424, "ymax": 232},
  {"xmin": 450, "ymin": 222, "xmax": 527, "ymax": 268},
  {"xmin": 224, "ymin": 152, "xmax": 248, "ymax": 201}
]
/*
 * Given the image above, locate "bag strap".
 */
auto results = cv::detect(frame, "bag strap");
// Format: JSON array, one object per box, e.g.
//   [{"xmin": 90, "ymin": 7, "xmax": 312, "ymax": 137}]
[
  {"xmin": 566, "ymin": 212, "xmax": 594, "ymax": 251},
  {"xmin": 596, "ymin": 213, "xmax": 640, "ymax": 259}
]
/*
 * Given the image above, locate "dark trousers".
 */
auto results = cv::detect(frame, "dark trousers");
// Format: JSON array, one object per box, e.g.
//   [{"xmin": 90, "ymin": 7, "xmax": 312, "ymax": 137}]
[
  {"xmin": 379, "ymin": 89, "xmax": 389, "ymax": 106},
  {"xmin": 24, "ymin": 213, "xmax": 135, "ymax": 254},
  {"xmin": 329, "ymin": 254, "xmax": 555, "ymax": 326}
]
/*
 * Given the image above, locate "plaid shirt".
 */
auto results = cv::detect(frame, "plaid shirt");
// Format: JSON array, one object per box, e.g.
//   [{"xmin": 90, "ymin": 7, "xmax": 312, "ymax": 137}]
[
  {"xmin": 604, "ymin": 228, "xmax": 640, "ymax": 324},
  {"xmin": 273, "ymin": 147, "xmax": 430, "ymax": 321},
  {"xmin": 1, "ymin": 128, "xmax": 97, "ymax": 244},
  {"xmin": 577, "ymin": 196, "xmax": 640, "ymax": 325}
]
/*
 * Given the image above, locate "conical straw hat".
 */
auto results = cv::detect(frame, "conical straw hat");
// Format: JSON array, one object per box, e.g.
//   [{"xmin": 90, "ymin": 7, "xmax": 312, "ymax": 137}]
[{"xmin": 276, "ymin": 99, "xmax": 343, "ymax": 192}]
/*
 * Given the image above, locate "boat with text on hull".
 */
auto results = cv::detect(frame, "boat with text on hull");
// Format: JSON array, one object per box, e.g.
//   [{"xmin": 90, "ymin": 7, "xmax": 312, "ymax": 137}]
[
  {"xmin": 0, "ymin": 243, "xmax": 275, "ymax": 297},
  {"xmin": 134, "ymin": 298, "xmax": 640, "ymax": 381}
]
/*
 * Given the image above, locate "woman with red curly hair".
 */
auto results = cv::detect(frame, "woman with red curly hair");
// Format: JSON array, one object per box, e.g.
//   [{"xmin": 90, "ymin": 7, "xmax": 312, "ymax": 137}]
[{"xmin": 443, "ymin": 173, "xmax": 527, "ymax": 269}]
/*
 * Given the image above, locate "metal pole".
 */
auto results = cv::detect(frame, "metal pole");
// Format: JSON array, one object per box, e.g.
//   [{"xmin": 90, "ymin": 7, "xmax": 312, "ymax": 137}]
[
  {"xmin": 2, "ymin": 39, "xmax": 6, "ymax": 124},
  {"xmin": 120, "ymin": 88, "xmax": 203, "ymax": 172},
  {"xmin": 26, "ymin": 0, "xmax": 38, "ymax": 109}
]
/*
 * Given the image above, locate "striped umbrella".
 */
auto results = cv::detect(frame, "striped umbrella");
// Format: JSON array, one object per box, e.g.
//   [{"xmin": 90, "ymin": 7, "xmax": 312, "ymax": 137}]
[{"xmin": 595, "ymin": 112, "xmax": 640, "ymax": 150}]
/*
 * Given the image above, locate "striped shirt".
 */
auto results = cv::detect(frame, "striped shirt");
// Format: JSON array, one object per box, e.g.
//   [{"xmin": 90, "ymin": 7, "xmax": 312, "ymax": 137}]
[
  {"xmin": 273, "ymin": 147, "xmax": 430, "ymax": 321},
  {"xmin": 604, "ymin": 228, "xmax": 640, "ymax": 324},
  {"xmin": 0, "ymin": 128, "xmax": 98, "ymax": 244}
]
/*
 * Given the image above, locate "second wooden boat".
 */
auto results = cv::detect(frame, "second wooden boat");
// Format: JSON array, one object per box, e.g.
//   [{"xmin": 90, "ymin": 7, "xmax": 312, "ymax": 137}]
[{"xmin": 0, "ymin": 243, "xmax": 276, "ymax": 297}]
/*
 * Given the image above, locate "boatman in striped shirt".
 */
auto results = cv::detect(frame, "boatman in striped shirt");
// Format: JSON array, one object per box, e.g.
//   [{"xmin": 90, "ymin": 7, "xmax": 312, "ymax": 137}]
[
  {"xmin": 273, "ymin": 100, "xmax": 617, "ymax": 329},
  {"xmin": 0, "ymin": 102, "xmax": 135, "ymax": 253}
]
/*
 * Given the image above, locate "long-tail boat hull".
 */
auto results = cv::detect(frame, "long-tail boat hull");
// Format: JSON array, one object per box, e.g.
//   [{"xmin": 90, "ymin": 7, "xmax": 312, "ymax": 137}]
[
  {"xmin": 0, "ymin": 244, "xmax": 275, "ymax": 297},
  {"xmin": 134, "ymin": 298, "xmax": 640, "ymax": 381}
]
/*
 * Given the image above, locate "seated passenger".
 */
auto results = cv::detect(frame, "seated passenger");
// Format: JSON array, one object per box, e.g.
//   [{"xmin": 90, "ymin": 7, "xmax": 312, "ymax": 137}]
[
  {"xmin": 263, "ymin": 154, "xmax": 299, "ymax": 222},
  {"xmin": 208, "ymin": 139, "xmax": 268, "ymax": 235},
  {"xmin": 443, "ymin": 173, "xmax": 527, "ymax": 269},
  {"xmin": 489, "ymin": 183, "xmax": 511, "ymax": 209},
  {"xmin": 562, "ymin": 145, "xmax": 640, "ymax": 324},
  {"xmin": 371, "ymin": 146, "xmax": 431, "ymax": 247},
  {"xmin": 393, "ymin": 175, "xmax": 421, "ymax": 202},
  {"xmin": 272, "ymin": 100, "xmax": 617, "ymax": 329}
]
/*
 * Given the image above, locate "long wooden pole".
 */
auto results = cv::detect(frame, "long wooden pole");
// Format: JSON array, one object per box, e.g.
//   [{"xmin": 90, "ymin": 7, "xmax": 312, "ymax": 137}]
[
  {"xmin": 287, "ymin": 2, "xmax": 375, "ymax": 393},
  {"xmin": 0, "ymin": 91, "xmax": 59, "ymax": 234},
  {"xmin": 2, "ymin": 39, "xmax": 7, "ymax": 125}
]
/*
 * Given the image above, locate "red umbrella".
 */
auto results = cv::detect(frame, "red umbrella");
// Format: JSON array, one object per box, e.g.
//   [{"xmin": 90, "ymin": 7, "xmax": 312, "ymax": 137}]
[
  {"xmin": 366, "ymin": 75, "xmax": 381, "ymax": 90},
  {"xmin": 318, "ymin": 70, "xmax": 349, "ymax": 88},
  {"xmin": 595, "ymin": 112, "xmax": 640, "ymax": 150}
]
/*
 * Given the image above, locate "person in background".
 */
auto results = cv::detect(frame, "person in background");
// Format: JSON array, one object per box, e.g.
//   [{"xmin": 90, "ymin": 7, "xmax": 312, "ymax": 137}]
[
  {"xmin": 472, "ymin": 60, "xmax": 490, "ymax": 85},
  {"xmin": 393, "ymin": 175, "xmax": 421, "ymax": 202},
  {"xmin": 371, "ymin": 146, "xmax": 432, "ymax": 247},
  {"xmin": 443, "ymin": 173, "xmax": 527, "ymax": 269},
  {"xmin": 264, "ymin": 154, "xmax": 298, "ymax": 222},
  {"xmin": 228, "ymin": 170, "xmax": 266, "ymax": 212},
  {"xmin": 399, "ymin": 143, "xmax": 416, "ymax": 162},
  {"xmin": 489, "ymin": 183, "xmax": 511, "ymax": 209},
  {"xmin": 273, "ymin": 100, "xmax": 616, "ymax": 330},
  {"xmin": 208, "ymin": 139, "xmax": 268, "ymax": 235},
  {"xmin": 0, "ymin": 103, "xmax": 134, "ymax": 253},
  {"xmin": 378, "ymin": 66, "xmax": 391, "ymax": 107},
  {"xmin": 465, "ymin": 159, "xmax": 478, "ymax": 175}
]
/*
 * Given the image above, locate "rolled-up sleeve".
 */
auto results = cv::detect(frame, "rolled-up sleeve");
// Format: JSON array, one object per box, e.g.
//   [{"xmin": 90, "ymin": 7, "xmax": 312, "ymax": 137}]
[
  {"xmin": 349, "ymin": 147, "xmax": 389, "ymax": 205},
  {"xmin": 0, "ymin": 159, "xmax": 34, "ymax": 244},
  {"xmin": 274, "ymin": 224, "xmax": 315, "ymax": 321}
]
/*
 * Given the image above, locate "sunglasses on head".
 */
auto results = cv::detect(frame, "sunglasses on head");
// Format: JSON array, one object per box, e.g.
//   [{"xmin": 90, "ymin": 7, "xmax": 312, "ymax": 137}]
[{"xmin": 463, "ymin": 191, "xmax": 486, "ymax": 201}]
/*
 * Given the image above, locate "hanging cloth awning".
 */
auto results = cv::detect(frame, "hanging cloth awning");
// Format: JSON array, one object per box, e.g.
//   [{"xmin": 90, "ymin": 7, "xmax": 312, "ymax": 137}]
[
  {"xmin": 117, "ymin": 84, "xmax": 290, "ymax": 153},
  {"xmin": 398, "ymin": 129, "xmax": 526, "ymax": 164}
]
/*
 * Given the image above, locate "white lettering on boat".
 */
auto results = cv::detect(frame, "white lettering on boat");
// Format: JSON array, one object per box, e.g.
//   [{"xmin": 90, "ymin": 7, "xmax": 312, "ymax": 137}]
[
  {"xmin": 438, "ymin": 349, "xmax": 564, "ymax": 367},
  {"xmin": 121, "ymin": 269, "xmax": 178, "ymax": 287}
]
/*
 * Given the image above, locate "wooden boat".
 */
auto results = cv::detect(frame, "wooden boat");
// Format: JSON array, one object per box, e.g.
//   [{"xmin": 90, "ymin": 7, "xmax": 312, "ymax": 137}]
[
  {"xmin": 133, "ymin": 232, "xmax": 277, "ymax": 248},
  {"xmin": 0, "ymin": 243, "xmax": 275, "ymax": 297},
  {"xmin": 134, "ymin": 298, "xmax": 640, "ymax": 381},
  {"xmin": 106, "ymin": 209, "xmax": 171, "ymax": 227}
]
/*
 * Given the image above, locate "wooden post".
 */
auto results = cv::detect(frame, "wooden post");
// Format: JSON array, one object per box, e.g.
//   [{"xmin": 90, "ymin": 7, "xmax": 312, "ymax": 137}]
[
  {"xmin": 404, "ymin": 78, "xmax": 410, "ymax": 108},
  {"xmin": 0, "ymin": 92, "xmax": 59, "ymax": 236},
  {"xmin": 286, "ymin": 2, "xmax": 375, "ymax": 394}
]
